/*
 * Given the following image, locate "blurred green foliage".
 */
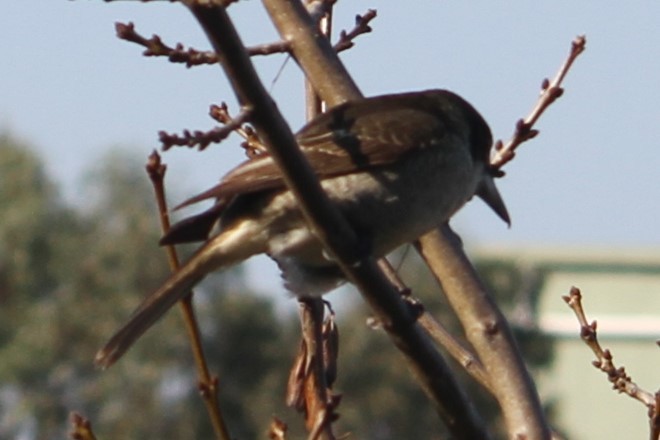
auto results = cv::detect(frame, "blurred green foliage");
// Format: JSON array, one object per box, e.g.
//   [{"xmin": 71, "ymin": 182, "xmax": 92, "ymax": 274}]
[{"xmin": 0, "ymin": 133, "xmax": 555, "ymax": 439}]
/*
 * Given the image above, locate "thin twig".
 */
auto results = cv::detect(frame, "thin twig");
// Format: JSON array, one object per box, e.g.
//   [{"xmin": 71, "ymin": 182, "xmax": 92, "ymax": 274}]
[
  {"xmin": 209, "ymin": 103, "xmax": 266, "ymax": 157},
  {"xmin": 247, "ymin": 41, "xmax": 291, "ymax": 56},
  {"xmin": 159, "ymin": 106, "xmax": 252, "ymax": 150},
  {"xmin": 117, "ymin": 21, "xmax": 291, "ymax": 65},
  {"xmin": 563, "ymin": 287, "xmax": 657, "ymax": 409},
  {"xmin": 333, "ymin": 9, "xmax": 377, "ymax": 53},
  {"xmin": 116, "ymin": 22, "xmax": 220, "ymax": 67},
  {"xmin": 145, "ymin": 151, "xmax": 232, "ymax": 440},
  {"xmin": 418, "ymin": 313, "xmax": 493, "ymax": 394},
  {"xmin": 491, "ymin": 35, "xmax": 586, "ymax": 170},
  {"xmin": 376, "ymin": 259, "xmax": 493, "ymax": 392}
]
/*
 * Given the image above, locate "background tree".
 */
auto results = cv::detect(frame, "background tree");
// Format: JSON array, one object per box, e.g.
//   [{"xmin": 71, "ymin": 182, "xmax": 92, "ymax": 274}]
[{"xmin": 0, "ymin": 137, "xmax": 291, "ymax": 438}]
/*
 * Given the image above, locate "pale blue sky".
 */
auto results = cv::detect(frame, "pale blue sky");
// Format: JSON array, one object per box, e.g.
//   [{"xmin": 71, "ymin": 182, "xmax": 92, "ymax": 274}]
[{"xmin": 3, "ymin": 1, "xmax": 660, "ymax": 294}]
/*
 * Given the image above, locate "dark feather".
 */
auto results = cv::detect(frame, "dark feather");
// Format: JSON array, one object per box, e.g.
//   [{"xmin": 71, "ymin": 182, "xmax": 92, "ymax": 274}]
[{"xmin": 160, "ymin": 201, "xmax": 227, "ymax": 245}]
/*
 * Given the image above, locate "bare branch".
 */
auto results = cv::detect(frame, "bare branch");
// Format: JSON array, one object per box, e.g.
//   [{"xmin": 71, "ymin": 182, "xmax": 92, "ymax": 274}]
[
  {"xmin": 333, "ymin": 9, "xmax": 377, "ymax": 53},
  {"xmin": 247, "ymin": 41, "xmax": 291, "ymax": 56},
  {"xmin": 145, "ymin": 151, "xmax": 232, "ymax": 440},
  {"xmin": 491, "ymin": 35, "xmax": 586, "ymax": 170},
  {"xmin": 263, "ymin": 0, "xmax": 361, "ymax": 107},
  {"xmin": 418, "ymin": 313, "xmax": 494, "ymax": 394},
  {"xmin": 563, "ymin": 287, "xmax": 657, "ymax": 409},
  {"xmin": 416, "ymin": 225, "xmax": 551, "ymax": 439},
  {"xmin": 158, "ymin": 106, "xmax": 252, "ymax": 150},
  {"xmin": 115, "ymin": 22, "xmax": 220, "ymax": 67},
  {"xmin": 376, "ymin": 258, "xmax": 494, "ymax": 392},
  {"xmin": 208, "ymin": 103, "xmax": 266, "ymax": 157},
  {"xmin": 116, "ymin": 21, "xmax": 292, "ymax": 66}
]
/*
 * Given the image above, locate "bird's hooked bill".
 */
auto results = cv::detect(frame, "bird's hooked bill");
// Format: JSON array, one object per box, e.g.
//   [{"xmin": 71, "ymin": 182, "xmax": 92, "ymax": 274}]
[{"xmin": 476, "ymin": 173, "xmax": 511, "ymax": 226}]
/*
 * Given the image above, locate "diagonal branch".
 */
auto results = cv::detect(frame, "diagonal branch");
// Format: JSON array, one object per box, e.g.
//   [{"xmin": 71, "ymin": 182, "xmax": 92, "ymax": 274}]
[
  {"xmin": 116, "ymin": 22, "xmax": 220, "ymax": 67},
  {"xmin": 333, "ymin": 9, "xmax": 377, "ymax": 53},
  {"xmin": 563, "ymin": 287, "xmax": 657, "ymax": 407},
  {"xmin": 158, "ymin": 106, "xmax": 252, "ymax": 150},
  {"xmin": 416, "ymin": 225, "xmax": 551, "ymax": 439},
  {"xmin": 564, "ymin": 286, "xmax": 659, "ymax": 440},
  {"xmin": 146, "ymin": 152, "xmax": 231, "ymax": 440},
  {"xmin": 491, "ymin": 35, "xmax": 586, "ymax": 170},
  {"xmin": 209, "ymin": 103, "xmax": 266, "ymax": 157}
]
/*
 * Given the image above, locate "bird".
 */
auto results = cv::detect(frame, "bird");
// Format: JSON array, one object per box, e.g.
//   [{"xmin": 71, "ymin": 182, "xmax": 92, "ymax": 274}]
[{"xmin": 95, "ymin": 89, "xmax": 510, "ymax": 368}]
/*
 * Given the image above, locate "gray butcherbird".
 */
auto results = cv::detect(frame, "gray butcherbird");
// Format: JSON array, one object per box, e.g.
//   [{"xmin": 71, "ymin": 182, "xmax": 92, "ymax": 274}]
[{"xmin": 95, "ymin": 89, "xmax": 510, "ymax": 368}]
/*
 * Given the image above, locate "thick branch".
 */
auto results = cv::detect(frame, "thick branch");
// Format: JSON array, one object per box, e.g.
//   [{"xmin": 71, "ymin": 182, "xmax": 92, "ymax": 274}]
[
  {"xmin": 416, "ymin": 225, "xmax": 551, "ymax": 439},
  {"xmin": 262, "ymin": 0, "xmax": 361, "ymax": 106}
]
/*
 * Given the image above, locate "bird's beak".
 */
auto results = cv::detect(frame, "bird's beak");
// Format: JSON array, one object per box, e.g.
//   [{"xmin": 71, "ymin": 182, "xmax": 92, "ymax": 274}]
[{"xmin": 476, "ymin": 171, "xmax": 511, "ymax": 226}]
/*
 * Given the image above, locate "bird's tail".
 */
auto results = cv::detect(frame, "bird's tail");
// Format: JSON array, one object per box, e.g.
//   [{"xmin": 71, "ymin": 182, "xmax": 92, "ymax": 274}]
[{"xmin": 95, "ymin": 220, "xmax": 265, "ymax": 369}]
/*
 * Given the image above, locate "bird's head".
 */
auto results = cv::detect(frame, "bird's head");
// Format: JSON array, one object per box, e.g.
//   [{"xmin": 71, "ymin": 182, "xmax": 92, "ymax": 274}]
[{"xmin": 427, "ymin": 90, "xmax": 510, "ymax": 225}]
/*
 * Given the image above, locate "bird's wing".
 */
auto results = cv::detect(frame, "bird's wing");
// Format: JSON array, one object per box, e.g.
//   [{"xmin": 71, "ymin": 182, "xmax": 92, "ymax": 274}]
[
  {"xmin": 162, "ymin": 92, "xmax": 451, "ymax": 244},
  {"xmin": 296, "ymin": 92, "xmax": 451, "ymax": 169},
  {"xmin": 184, "ymin": 94, "xmax": 451, "ymax": 206}
]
